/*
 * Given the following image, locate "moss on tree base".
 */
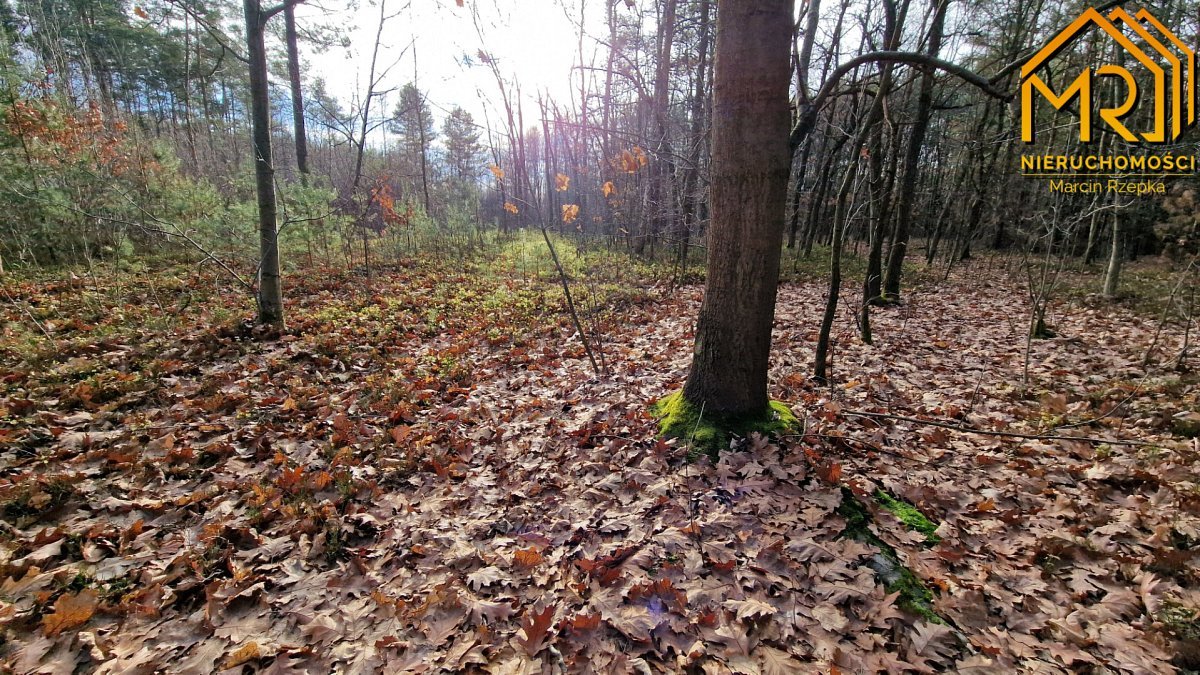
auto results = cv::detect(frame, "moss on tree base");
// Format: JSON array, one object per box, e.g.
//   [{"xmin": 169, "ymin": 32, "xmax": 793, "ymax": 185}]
[{"xmin": 650, "ymin": 391, "xmax": 798, "ymax": 457}]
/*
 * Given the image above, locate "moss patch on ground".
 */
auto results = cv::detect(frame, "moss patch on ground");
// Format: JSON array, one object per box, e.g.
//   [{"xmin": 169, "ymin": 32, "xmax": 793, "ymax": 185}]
[
  {"xmin": 837, "ymin": 488, "xmax": 943, "ymax": 623},
  {"xmin": 650, "ymin": 391, "xmax": 799, "ymax": 457},
  {"xmin": 874, "ymin": 489, "xmax": 941, "ymax": 544}
]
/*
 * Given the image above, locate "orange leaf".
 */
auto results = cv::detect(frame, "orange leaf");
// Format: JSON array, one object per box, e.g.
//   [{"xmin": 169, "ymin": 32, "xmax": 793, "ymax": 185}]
[
  {"xmin": 569, "ymin": 612, "xmax": 601, "ymax": 631},
  {"xmin": 42, "ymin": 589, "xmax": 98, "ymax": 636},
  {"xmin": 390, "ymin": 425, "xmax": 411, "ymax": 444},
  {"xmin": 222, "ymin": 642, "xmax": 261, "ymax": 670},
  {"xmin": 133, "ymin": 6, "xmax": 149, "ymax": 19},
  {"xmin": 310, "ymin": 471, "xmax": 333, "ymax": 491},
  {"xmin": 555, "ymin": 173, "xmax": 570, "ymax": 191},
  {"xmin": 513, "ymin": 547, "xmax": 544, "ymax": 568},
  {"xmin": 487, "ymin": 163, "xmax": 504, "ymax": 180},
  {"xmin": 561, "ymin": 204, "xmax": 579, "ymax": 224},
  {"xmin": 617, "ymin": 150, "xmax": 637, "ymax": 173},
  {"xmin": 277, "ymin": 465, "xmax": 305, "ymax": 492},
  {"xmin": 602, "ymin": 180, "xmax": 615, "ymax": 198},
  {"xmin": 818, "ymin": 462, "xmax": 842, "ymax": 484},
  {"xmin": 974, "ymin": 498, "xmax": 996, "ymax": 512},
  {"xmin": 503, "ymin": 202, "xmax": 519, "ymax": 215}
]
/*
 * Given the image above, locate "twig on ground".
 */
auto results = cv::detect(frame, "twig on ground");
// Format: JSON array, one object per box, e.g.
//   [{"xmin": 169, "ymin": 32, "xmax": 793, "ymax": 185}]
[{"xmin": 841, "ymin": 410, "xmax": 1156, "ymax": 446}]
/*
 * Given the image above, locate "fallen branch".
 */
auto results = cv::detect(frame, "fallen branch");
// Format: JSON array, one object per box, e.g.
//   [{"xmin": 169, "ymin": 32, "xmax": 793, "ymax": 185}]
[{"xmin": 842, "ymin": 410, "xmax": 1157, "ymax": 447}]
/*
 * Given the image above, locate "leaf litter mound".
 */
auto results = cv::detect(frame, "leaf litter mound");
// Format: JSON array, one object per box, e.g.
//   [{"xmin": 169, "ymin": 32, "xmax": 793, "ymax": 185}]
[{"xmin": 0, "ymin": 262, "xmax": 1197, "ymax": 673}]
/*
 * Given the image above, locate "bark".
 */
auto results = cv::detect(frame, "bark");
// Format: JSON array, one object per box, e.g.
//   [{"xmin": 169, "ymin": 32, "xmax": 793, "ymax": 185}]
[
  {"xmin": 883, "ymin": 0, "xmax": 947, "ymax": 302},
  {"xmin": 785, "ymin": 0, "xmax": 822, "ymax": 249},
  {"xmin": 414, "ymin": 56, "xmax": 432, "ymax": 215},
  {"xmin": 284, "ymin": 4, "xmax": 309, "ymax": 184},
  {"xmin": 641, "ymin": 0, "xmax": 678, "ymax": 256},
  {"xmin": 861, "ymin": 0, "xmax": 909, "ymax": 334},
  {"xmin": 1103, "ymin": 216, "xmax": 1123, "ymax": 298},
  {"xmin": 681, "ymin": 0, "xmax": 794, "ymax": 416},
  {"xmin": 678, "ymin": 0, "xmax": 711, "ymax": 267},
  {"xmin": 818, "ymin": 54, "xmax": 894, "ymax": 379},
  {"xmin": 245, "ymin": 0, "xmax": 284, "ymax": 326},
  {"xmin": 796, "ymin": 0, "xmax": 822, "ymax": 103}
]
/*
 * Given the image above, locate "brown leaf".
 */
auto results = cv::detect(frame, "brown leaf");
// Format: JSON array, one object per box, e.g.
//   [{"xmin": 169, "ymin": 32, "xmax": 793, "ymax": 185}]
[
  {"xmin": 42, "ymin": 589, "xmax": 99, "ymax": 636},
  {"xmin": 516, "ymin": 603, "xmax": 556, "ymax": 656}
]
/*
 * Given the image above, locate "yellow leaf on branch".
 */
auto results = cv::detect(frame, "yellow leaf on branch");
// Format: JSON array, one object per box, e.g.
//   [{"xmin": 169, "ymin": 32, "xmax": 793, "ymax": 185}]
[{"xmin": 561, "ymin": 204, "xmax": 580, "ymax": 224}]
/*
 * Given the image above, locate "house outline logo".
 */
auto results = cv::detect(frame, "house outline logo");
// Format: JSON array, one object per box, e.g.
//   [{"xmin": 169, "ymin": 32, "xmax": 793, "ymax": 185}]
[{"xmin": 1021, "ymin": 7, "xmax": 1195, "ymax": 144}]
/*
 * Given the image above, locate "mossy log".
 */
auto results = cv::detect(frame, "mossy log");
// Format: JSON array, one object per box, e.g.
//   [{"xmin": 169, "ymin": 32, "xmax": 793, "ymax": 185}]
[{"xmin": 838, "ymin": 488, "xmax": 945, "ymax": 622}]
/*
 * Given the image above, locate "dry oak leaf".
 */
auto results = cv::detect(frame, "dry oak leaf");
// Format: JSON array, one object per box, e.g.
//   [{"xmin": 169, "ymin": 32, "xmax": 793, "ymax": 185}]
[
  {"xmin": 42, "ymin": 589, "xmax": 99, "ymax": 636},
  {"xmin": 810, "ymin": 603, "xmax": 848, "ymax": 632},
  {"xmin": 516, "ymin": 603, "xmax": 557, "ymax": 656},
  {"xmin": 910, "ymin": 620, "xmax": 957, "ymax": 660},
  {"xmin": 724, "ymin": 597, "xmax": 777, "ymax": 622},
  {"xmin": 466, "ymin": 566, "xmax": 507, "ymax": 590},
  {"xmin": 758, "ymin": 645, "xmax": 804, "ymax": 675}
]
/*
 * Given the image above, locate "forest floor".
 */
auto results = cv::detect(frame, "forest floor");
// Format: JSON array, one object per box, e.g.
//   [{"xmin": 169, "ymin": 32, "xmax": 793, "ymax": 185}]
[{"xmin": 0, "ymin": 242, "xmax": 1198, "ymax": 674}]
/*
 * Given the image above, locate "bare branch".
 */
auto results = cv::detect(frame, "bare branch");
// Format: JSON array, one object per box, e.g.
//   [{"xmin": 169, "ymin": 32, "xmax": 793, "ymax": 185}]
[{"xmin": 791, "ymin": 50, "xmax": 1011, "ymax": 150}]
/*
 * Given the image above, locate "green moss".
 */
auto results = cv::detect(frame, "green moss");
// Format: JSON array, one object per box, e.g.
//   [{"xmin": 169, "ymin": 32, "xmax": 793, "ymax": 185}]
[
  {"xmin": 1160, "ymin": 601, "xmax": 1200, "ymax": 641},
  {"xmin": 874, "ymin": 489, "xmax": 941, "ymax": 544},
  {"xmin": 650, "ymin": 391, "xmax": 799, "ymax": 457},
  {"xmin": 837, "ymin": 488, "xmax": 943, "ymax": 623},
  {"xmin": 1173, "ymin": 414, "xmax": 1200, "ymax": 439}
]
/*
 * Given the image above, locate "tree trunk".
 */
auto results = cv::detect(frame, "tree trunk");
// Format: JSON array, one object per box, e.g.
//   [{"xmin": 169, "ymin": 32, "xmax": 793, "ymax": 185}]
[
  {"xmin": 678, "ymin": 0, "xmax": 711, "ymax": 268},
  {"xmin": 883, "ymin": 0, "xmax": 947, "ymax": 302},
  {"xmin": 284, "ymin": 4, "xmax": 309, "ymax": 184},
  {"xmin": 245, "ymin": 0, "xmax": 284, "ymax": 326},
  {"xmin": 1104, "ymin": 216, "xmax": 1123, "ymax": 298},
  {"xmin": 643, "ymin": 0, "xmax": 678, "ymax": 257},
  {"xmin": 681, "ymin": 0, "xmax": 794, "ymax": 415}
]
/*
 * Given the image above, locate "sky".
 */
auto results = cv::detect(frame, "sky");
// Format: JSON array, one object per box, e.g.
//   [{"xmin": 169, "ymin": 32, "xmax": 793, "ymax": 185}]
[{"xmin": 295, "ymin": 0, "xmax": 613, "ymax": 148}]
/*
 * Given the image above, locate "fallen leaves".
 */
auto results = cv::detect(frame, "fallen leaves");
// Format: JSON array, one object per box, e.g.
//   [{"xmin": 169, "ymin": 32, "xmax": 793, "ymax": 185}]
[
  {"xmin": 0, "ymin": 261, "xmax": 1195, "ymax": 673},
  {"xmin": 467, "ymin": 566, "xmax": 508, "ymax": 590},
  {"xmin": 221, "ymin": 641, "xmax": 262, "ymax": 670},
  {"xmin": 516, "ymin": 603, "xmax": 556, "ymax": 656},
  {"xmin": 41, "ymin": 589, "xmax": 98, "ymax": 636}
]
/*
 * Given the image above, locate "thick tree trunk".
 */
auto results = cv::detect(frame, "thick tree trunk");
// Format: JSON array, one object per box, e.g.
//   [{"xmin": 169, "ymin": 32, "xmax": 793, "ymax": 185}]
[
  {"xmin": 681, "ymin": 0, "xmax": 794, "ymax": 415},
  {"xmin": 245, "ymin": 0, "xmax": 284, "ymax": 326}
]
